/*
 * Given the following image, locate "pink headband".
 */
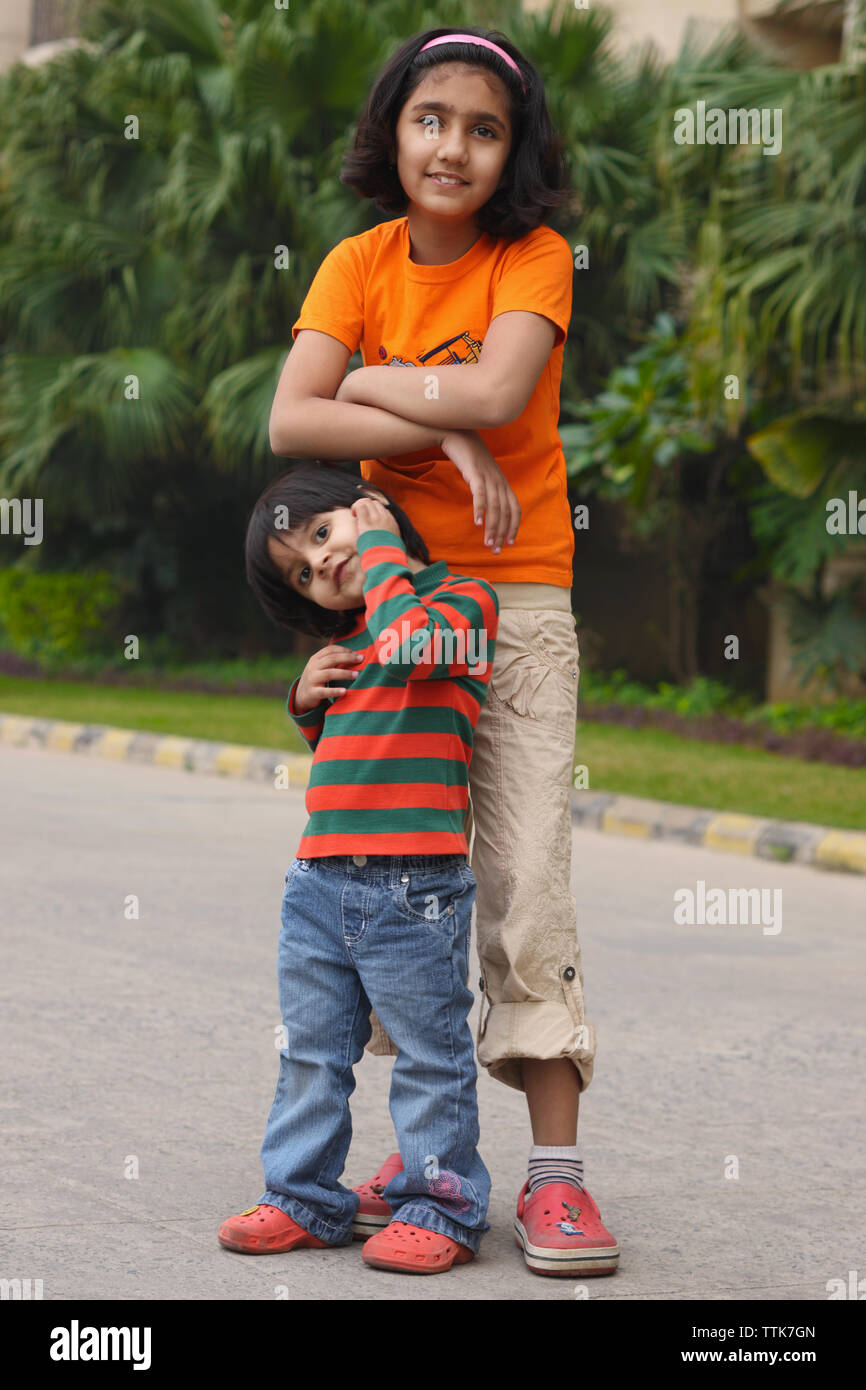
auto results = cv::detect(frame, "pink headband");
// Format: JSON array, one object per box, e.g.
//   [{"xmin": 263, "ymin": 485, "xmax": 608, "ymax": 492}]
[{"xmin": 418, "ymin": 34, "xmax": 526, "ymax": 95}]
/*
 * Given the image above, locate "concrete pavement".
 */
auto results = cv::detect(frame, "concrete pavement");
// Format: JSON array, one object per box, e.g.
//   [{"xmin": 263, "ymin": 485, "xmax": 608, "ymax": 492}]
[
  {"xmin": 1, "ymin": 743, "xmax": 864, "ymax": 1300},
  {"xmin": 3, "ymin": 711, "xmax": 865, "ymax": 874}
]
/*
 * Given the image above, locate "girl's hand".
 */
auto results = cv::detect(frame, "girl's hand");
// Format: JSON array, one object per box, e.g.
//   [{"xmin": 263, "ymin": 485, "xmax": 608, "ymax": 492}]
[
  {"xmin": 295, "ymin": 644, "xmax": 364, "ymax": 713},
  {"xmin": 350, "ymin": 495, "xmax": 402, "ymax": 539},
  {"xmin": 439, "ymin": 429, "xmax": 521, "ymax": 553}
]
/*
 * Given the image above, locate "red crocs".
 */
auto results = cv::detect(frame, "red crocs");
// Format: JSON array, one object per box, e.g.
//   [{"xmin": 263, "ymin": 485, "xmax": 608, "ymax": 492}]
[
  {"xmin": 351, "ymin": 1151, "xmax": 403, "ymax": 1240},
  {"xmin": 362, "ymin": 1220, "xmax": 475, "ymax": 1274},
  {"xmin": 514, "ymin": 1181, "xmax": 619, "ymax": 1277},
  {"xmin": 217, "ymin": 1203, "xmax": 330, "ymax": 1254}
]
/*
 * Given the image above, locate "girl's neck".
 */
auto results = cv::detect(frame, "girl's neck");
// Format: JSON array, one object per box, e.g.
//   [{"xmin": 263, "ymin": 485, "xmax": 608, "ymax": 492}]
[{"xmin": 406, "ymin": 208, "xmax": 483, "ymax": 266}]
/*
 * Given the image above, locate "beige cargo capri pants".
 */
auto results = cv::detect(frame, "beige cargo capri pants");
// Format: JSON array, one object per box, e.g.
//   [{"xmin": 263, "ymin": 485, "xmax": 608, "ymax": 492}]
[{"xmin": 365, "ymin": 583, "xmax": 597, "ymax": 1095}]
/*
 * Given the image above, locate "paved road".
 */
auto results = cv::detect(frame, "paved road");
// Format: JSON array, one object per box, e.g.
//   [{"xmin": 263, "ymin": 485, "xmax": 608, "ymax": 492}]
[{"xmin": 2, "ymin": 744, "xmax": 864, "ymax": 1301}]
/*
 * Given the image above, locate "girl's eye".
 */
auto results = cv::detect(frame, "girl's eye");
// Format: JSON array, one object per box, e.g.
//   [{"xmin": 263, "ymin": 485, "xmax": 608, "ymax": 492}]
[
  {"xmin": 298, "ymin": 523, "xmax": 328, "ymax": 585},
  {"xmin": 418, "ymin": 115, "xmax": 495, "ymax": 138}
]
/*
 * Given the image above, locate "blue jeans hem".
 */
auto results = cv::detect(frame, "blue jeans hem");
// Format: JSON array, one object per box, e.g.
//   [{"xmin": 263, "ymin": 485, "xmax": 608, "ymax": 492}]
[
  {"xmin": 258, "ymin": 1190, "xmax": 355, "ymax": 1246},
  {"xmin": 388, "ymin": 1201, "xmax": 489, "ymax": 1254}
]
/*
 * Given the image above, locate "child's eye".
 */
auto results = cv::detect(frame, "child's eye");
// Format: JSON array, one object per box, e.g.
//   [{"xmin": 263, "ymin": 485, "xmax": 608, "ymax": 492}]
[
  {"xmin": 417, "ymin": 115, "xmax": 496, "ymax": 138},
  {"xmin": 297, "ymin": 523, "xmax": 328, "ymax": 586}
]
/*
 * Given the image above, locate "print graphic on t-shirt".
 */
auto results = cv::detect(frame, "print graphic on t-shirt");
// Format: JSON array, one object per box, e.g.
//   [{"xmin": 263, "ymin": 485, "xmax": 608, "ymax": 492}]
[{"xmin": 387, "ymin": 330, "xmax": 484, "ymax": 368}]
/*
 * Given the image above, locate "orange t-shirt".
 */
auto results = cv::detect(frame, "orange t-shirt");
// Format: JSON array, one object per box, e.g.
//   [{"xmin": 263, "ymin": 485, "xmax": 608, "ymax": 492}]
[{"xmin": 291, "ymin": 216, "xmax": 574, "ymax": 587}]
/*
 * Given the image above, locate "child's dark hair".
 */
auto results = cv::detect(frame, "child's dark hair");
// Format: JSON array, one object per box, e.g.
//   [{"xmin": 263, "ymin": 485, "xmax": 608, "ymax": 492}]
[
  {"xmin": 340, "ymin": 26, "xmax": 572, "ymax": 240},
  {"xmin": 245, "ymin": 462, "xmax": 431, "ymax": 641}
]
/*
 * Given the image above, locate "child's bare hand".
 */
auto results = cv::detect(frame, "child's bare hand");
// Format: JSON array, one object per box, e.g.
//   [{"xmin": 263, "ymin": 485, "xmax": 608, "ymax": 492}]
[
  {"xmin": 294, "ymin": 644, "xmax": 364, "ymax": 713},
  {"xmin": 350, "ymin": 496, "xmax": 401, "ymax": 538},
  {"xmin": 439, "ymin": 429, "xmax": 521, "ymax": 553}
]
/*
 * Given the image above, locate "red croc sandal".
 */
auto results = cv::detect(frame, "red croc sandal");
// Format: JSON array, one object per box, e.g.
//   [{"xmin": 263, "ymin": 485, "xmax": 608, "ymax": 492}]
[
  {"xmin": 514, "ymin": 1181, "xmax": 619, "ymax": 1277},
  {"xmin": 217, "ymin": 1203, "xmax": 330, "ymax": 1254},
  {"xmin": 362, "ymin": 1220, "xmax": 475, "ymax": 1274},
  {"xmin": 351, "ymin": 1151, "xmax": 404, "ymax": 1240}
]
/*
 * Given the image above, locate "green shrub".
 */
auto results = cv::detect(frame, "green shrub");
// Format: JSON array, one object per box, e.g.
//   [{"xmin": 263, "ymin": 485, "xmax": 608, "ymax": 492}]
[
  {"xmin": 580, "ymin": 667, "xmax": 866, "ymax": 739},
  {"xmin": 0, "ymin": 569, "xmax": 123, "ymax": 665},
  {"xmin": 643, "ymin": 676, "xmax": 750, "ymax": 718},
  {"xmin": 745, "ymin": 699, "xmax": 866, "ymax": 741}
]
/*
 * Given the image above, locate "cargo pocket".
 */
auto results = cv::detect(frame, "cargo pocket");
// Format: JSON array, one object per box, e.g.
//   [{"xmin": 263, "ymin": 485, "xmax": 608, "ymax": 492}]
[
  {"xmin": 524, "ymin": 609, "xmax": 580, "ymax": 681},
  {"xmin": 489, "ymin": 611, "xmax": 578, "ymax": 737}
]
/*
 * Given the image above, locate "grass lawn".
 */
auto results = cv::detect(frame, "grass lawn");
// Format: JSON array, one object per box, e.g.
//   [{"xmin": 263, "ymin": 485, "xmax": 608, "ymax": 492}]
[{"xmin": 1, "ymin": 675, "xmax": 864, "ymax": 832}]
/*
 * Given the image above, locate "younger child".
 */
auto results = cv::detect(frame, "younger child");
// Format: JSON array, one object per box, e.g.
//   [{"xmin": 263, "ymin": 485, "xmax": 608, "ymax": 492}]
[{"xmin": 217, "ymin": 462, "xmax": 499, "ymax": 1274}]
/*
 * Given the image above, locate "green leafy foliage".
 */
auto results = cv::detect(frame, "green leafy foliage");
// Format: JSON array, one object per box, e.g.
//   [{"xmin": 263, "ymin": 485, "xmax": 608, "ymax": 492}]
[
  {"xmin": 746, "ymin": 408, "xmax": 865, "ymax": 498},
  {"xmin": 0, "ymin": 0, "xmax": 863, "ymax": 687},
  {"xmin": 561, "ymin": 312, "xmax": 717, "ymax": 507},
  {"xmin": 580, "ymin": 666, "xmax": 866, "ymax": 738},
  {"xmin": 0, "ymin": 569, "xmax": 123, "ymax": 664},
  {"xmin": 779, "ymin": 583, "xmax": 866, "ymax": 692}
]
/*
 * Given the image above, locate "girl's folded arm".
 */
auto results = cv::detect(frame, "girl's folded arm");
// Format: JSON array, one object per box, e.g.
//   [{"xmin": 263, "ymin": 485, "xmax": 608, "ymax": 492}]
[
  {"xmin": 334, "ymin": 313, "xmax": 558, "ymax": 432},
  {"xmin": 336, "ymin": 363, "xmax": 500, "ymax": 431},
  {"xmin": 269, "ymin": 329, "xmax": 448, "ymax": 458}
]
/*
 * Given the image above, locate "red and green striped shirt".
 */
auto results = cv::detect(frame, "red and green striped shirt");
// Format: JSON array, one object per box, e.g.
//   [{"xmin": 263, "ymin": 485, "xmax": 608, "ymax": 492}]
[{"xmin": 287, "ymin": 527, "xmax": 499, "ymax": 856}]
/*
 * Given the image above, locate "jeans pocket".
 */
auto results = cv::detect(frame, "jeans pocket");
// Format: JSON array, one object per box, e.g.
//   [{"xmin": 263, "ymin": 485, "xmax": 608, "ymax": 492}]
[
  {"xmin": 394, "ymin": 865, "xmax": 474, "ymax": 925},
  {"xmin": 280, "ymin": 859, "xmax": 305, "ymax": 921}
]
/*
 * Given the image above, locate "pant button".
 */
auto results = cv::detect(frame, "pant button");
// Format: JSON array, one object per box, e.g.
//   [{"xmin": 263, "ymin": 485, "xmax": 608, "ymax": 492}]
[
  {"xmin": 563, "ymin": 966, "xmax": 576, "ymax": 980},
  {"xmin": 352, "ymin": 854, "xmax": 367, "ymax": 866}
]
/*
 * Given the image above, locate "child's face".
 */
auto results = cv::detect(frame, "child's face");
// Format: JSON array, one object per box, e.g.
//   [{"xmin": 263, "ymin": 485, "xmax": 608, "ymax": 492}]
[
  {"xmin": 267, "ymin": 506, "xmax": 367, "ymax": 612},
  {"xmin": 267, "ymin": 496, "xmax": 424, "ymax": 612},
  {"xmin": 394, "ymin": 64, "xmax": 513, "ymax": 221}
]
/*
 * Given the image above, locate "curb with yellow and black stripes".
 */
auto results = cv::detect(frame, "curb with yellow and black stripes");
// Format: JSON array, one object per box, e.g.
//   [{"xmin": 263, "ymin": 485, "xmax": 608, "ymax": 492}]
[{"xmin": 2, "ymin": 711, "xmax": 864, "ymax": 876}]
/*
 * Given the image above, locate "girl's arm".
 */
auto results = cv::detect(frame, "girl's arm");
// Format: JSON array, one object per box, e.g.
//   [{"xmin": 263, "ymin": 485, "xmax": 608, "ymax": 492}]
[
  {"xmin": 335, "ymin": 364, "xmax": 501, "ymax": 431},
  {"xmin": 270, "ymin": 330, "xmax": 450, "ymax": 458},
  {"xmin": 337, "ymin": 315, "xmax": 559, "ymax": 433},
  {"xmin": 274, "ymin": 396, "xmax": 452, "ymax": 460},
  {"xmin": 269, "ymin": 331, "xmax": 520, "ymax": 548}
]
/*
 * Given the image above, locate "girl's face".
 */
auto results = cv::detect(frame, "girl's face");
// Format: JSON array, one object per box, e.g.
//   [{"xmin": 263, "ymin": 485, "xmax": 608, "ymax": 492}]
[{"xmin": 393, "ymin": 63, "xmax": 513, "ymax": 221}]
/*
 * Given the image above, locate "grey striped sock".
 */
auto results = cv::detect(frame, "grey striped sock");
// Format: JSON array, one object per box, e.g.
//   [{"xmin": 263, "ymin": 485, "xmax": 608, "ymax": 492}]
[{"xmin": 527, "ymin": 1144, "xmax": 584, "ymax": 1194}]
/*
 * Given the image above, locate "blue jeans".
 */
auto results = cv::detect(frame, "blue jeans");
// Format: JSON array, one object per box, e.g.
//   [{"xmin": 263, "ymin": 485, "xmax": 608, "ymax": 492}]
[{"xmin": 257, "ymin": 853, "xmax": 491, "ymax": 1252}]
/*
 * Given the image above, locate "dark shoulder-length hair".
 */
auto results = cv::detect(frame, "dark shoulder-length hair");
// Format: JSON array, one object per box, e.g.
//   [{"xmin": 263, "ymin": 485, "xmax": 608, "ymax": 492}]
[
  {"xmin": 245, "ymin": 462, "xmax": 431, "ymax": 641},
  {"xmin": 340, "ymin": 26, "xmax": 573, "ymax": 241}
]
